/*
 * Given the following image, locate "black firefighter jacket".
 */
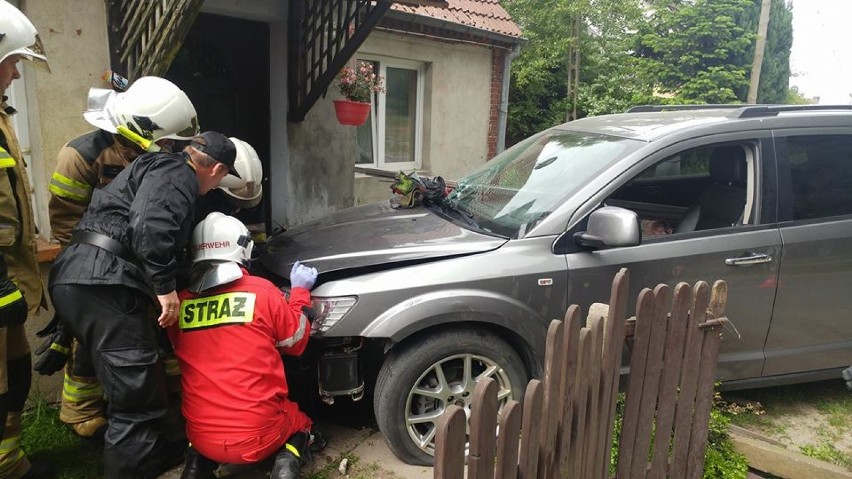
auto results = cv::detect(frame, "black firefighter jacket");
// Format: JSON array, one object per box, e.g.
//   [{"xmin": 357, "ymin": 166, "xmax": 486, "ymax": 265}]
[{"xmin": 49, "ymin": 151, "xmax": 198, "ymax": 297}]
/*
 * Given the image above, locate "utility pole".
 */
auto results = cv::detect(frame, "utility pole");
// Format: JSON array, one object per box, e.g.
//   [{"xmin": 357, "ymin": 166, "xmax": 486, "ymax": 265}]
[
  {"xmin": 566, "ymin": 14, "xmax": 581, "ymax": 122},
  {"xmin": 748, "ymin": 0, "xmax": 772, "ymax": 104}
]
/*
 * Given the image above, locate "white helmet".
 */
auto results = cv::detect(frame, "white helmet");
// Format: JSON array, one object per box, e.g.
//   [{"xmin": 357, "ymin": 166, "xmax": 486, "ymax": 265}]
[
  {"xmin": 217, "ymin": 138, "xmax": 263, "ymax": 209},
  {"xmin": 84, "ymin": 76, "xmax": 199, "ymax": 141},
  {"xmin": 191, "ymin": 212, "xmax": 254, "ymax": 266},
  {"xmin": 0, "ymin": 1, "xmax": 49, "ymax": 70}
]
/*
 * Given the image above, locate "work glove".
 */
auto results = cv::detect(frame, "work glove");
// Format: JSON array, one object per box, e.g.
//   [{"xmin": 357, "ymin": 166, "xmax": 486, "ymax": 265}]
[
  {"xmin": 0, "ymin": 256, "xmax": 27, "ymax": 327},
  {"xmin": 33, "ymin": 314, "xmax": 72, "ymax": 376},
  {"xmin": 290, "ymin": 261, "xmax": 318, "ymax": 291}
]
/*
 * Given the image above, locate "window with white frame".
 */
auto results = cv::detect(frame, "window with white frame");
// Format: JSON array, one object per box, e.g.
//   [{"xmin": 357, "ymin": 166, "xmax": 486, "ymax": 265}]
[{"xmin": 355, "ymin": 57, "xmax": 423, "ymax": 170}]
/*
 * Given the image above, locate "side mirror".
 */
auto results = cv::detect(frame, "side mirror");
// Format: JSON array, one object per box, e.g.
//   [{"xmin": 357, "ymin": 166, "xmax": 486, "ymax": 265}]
[{"xmin": 574, "ymin": 206, "xmax": 640, "ymax": 249}]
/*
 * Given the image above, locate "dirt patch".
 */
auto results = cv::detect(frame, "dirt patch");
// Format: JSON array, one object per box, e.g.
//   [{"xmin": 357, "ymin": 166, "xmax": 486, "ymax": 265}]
[{"xmin": 720, "ymin": 379, "xmax": 852, "ymax": 470}]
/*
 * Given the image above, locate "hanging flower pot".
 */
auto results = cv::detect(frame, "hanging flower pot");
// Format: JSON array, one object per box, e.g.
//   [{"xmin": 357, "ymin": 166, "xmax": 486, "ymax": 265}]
[{"xmin": 333, "ymin": 99, "xmax": 371, "ymax": 126}]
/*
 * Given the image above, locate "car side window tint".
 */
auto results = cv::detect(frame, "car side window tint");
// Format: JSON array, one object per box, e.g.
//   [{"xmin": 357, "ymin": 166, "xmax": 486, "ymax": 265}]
[
  {"xmin": 786, "ymin": 135, "xmax": 852, "ymax": 220},
  {"xmin": 609, "ymin": 143, "xmax": 754, "ymax": 237}
]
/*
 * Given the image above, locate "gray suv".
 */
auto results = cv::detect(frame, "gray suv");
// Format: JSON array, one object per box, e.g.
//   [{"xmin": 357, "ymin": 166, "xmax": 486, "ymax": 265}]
[{"xmin": 258, "ymin": 104, "xmax": 852, "ymax": 465}]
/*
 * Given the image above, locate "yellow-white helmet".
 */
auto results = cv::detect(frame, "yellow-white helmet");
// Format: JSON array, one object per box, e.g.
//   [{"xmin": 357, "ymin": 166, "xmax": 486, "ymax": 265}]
[
  {"xmin": 191, "ymin": 212, "xmax": 254, "ymax": 266},
  {"xmin": 0, "ymin": 1, "xmax": 49, "ymax": 70},
  {"xmin": 84, "ymin": 76, "xmax": 199, "ymax": 141},
  {"xmin": 217, "ymin": 137, "xmax": 263, "ymax": 209}
]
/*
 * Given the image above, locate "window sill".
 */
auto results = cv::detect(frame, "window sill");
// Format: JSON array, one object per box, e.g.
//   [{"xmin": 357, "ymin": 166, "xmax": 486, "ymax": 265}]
[{"xmin": 37, "ymin": 238, "xmax": 61, "ymax": 263}]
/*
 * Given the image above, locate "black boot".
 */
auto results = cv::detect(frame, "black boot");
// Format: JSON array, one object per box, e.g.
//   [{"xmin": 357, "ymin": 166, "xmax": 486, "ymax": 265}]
[
  {"xmin": 180, "ymin": 447, "xmax": 217, "ymax": 479},
  {"xmin": 270, "ymin": 431, "xmax": 310, "ymax": 479}
]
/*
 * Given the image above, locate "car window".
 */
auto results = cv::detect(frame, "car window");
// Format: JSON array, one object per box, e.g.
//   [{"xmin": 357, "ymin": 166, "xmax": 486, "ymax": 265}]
[
  {"xmin": 608, "ymin": 143, "xmax": 756, "ymax": 238},
  {"xmin": 447, "ymin": 130, "xmax": 643, "ymax": 238},
  {"xmin": 784, "ymin": 135, "xmax": 852, "ymax": 220}
]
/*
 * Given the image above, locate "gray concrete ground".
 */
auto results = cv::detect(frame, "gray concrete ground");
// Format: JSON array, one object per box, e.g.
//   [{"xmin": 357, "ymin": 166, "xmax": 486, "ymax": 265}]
[{"xmin": 157, "ymin": 421, "xmax": 433, "ymax": 479}]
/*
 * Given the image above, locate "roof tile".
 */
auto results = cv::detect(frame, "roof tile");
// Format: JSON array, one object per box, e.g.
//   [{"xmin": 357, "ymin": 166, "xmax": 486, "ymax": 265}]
[{"xmin": 391, "ymin": 0, "xmax": 523, "ymax": 38}]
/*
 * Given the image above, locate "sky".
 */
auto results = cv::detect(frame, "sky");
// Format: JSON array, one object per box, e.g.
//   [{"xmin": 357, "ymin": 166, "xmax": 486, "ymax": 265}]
[{"xmin": 788, "ymin": 0, "xmax": 852, "ymax": 104}]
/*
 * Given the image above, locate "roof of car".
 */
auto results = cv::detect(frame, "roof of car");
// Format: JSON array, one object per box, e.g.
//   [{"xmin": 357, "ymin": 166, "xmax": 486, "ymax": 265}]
[{"xmin": 552, "ymin": 104, "xmax": 852, "ymax": 142}]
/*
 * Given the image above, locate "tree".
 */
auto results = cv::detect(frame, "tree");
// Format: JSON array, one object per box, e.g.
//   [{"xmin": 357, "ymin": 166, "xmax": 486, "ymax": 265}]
[{"xmin": 634, "ymin": 0, "xmax": 757, "ymax": 103}]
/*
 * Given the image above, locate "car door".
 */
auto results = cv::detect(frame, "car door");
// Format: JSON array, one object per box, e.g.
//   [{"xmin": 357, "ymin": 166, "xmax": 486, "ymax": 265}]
[
  {"xmin": 561, "ymin": 137, "xmax": 781, "ymax": 382},
  {"xmin": 762, "ymin": 131, "xmax": 852, "ymax": 377}
]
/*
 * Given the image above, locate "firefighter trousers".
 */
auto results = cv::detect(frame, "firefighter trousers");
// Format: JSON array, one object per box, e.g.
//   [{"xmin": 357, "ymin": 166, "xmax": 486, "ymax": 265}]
[
  {"xmin": 0, "ymin": 325, "xmax": 35, "ymax": 478},
  {"xmin": 50, "ymin": 283, "xmax": 181, "ymax": 479}
]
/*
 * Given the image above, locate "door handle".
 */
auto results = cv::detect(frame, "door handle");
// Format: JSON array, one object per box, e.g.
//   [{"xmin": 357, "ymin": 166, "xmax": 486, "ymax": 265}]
[{"xmin": 725, "ymin": 253, "xmax": 772, "ymax": 266}]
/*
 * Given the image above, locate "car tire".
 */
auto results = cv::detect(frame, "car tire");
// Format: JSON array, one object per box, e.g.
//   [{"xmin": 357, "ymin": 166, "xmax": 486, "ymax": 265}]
[{"xmin": 373, "ymin": 328, "xmax": 528, "ymax": 465}]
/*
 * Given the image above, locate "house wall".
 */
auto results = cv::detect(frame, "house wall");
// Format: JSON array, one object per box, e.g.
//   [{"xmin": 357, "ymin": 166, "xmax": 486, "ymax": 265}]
[
  {"xmin": 16, "ymin": 0, "xmax": 112, "ymax": 241},
  {"xmin": 354, "ymin": 29, "xmax": 495, "ymax": 205}
]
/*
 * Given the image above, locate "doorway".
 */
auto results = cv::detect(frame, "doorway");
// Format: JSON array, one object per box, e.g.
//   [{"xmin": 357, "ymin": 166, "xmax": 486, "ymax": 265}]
[{"xmin": 166, "ymin": 13, "xmax": 271, "ymax": 233}]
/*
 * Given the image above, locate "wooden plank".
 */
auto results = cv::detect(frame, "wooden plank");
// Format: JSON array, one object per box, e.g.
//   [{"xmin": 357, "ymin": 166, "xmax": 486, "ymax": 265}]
[
  {"xmin": 469, "ymin": 378, "xmax": 498, "ymax": 479},
  {"xmin": 581, "ymin": 315, "xmax": 604, "ymax": 478},
  {"xmin": 538, "ymin": 320, "xmax": 564, "ymax": 477},
  {"xmin": 598, "ymin": 268, "xmax": 630, "ymax": 479},
  {"xmin": 616, "ymin": 288, "xmax": 655, "ymax": 478},
  {"xmin": 628, "ymin": 284, "xmax": 671, "ymax": 479},
  {"xmin": 434, "ymin": 405, "xmax": 466, "ymax": 479},
  {"xmin": 685, "ymin": 280, "xmax": 727, "ymax": 479},
  {"xmin": 495, "ymin": 400, "xmax": 521, "ymax": 479},
  {"xmin": 648, "ymin": 282, "xmax": 692, "ymax": 479},
  {"xmin": 669, "ymin": 281, "xmax": 710, "ymax": 478},
  {"xmin": 570, "ymin": 327, "xmax": 592, "ymax": 479},
  {"xmin": 518, "ymin": 379, "xmax": 542, "ymax": 479},
  {"xmin": 556, "ymin": 305, "xmax": 582, "ymax": 477}
]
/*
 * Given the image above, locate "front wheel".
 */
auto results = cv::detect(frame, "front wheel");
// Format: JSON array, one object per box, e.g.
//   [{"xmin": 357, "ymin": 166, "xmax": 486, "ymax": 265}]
[{"xmin": 373, "ymin": 328, "xmax": 528, "ymax": 465}]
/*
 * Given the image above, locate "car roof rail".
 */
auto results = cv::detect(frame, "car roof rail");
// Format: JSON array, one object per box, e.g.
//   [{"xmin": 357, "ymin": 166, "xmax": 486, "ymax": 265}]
[
  {"xmin": 626, "ymin": 104, "xmax": 749, "ymax": 113},
  {"xmin": 730, "ymin": 104, "xmax": 852, "ymax": 118}
]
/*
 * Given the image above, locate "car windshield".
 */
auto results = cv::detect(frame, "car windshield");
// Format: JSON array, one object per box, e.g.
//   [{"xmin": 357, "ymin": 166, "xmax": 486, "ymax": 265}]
[{"xmin": 445, "ymin": 129, "xmax": 642, "ymax": 238}]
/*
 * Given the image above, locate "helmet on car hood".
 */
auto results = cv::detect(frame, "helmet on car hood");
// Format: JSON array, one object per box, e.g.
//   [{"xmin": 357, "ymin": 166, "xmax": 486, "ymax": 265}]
[{"xmin": 84, "ymin": 76, "xmax": 199, "ymax": 141}]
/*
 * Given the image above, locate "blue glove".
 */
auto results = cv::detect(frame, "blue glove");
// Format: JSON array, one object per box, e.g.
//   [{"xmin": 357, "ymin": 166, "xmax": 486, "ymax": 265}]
[{"xmin": 290, "ymin": 261, "xmax": 318, "ymax": 290}]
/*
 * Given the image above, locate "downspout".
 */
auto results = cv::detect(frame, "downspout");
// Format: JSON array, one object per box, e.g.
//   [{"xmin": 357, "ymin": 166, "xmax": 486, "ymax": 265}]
[{"xmin": 496, "ymin": 44, "xmax": 521, "ymax": 154}]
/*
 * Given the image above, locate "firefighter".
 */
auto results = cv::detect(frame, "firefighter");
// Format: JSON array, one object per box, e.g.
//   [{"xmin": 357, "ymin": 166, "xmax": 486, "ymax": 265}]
[
  {"xmin": 32, "ymin": 75, "xmax": 200, "ymax": 442},
  {"xmin": 48, "ymin": 131, "xmax": 239, "ymax": 479},
  {"xmin": 0, "ymin": 2, "xmax": 54, "ymax": 477},
  {"xmin": 169, "ymin": 213, "xmax": 321, "ymax": 479}
]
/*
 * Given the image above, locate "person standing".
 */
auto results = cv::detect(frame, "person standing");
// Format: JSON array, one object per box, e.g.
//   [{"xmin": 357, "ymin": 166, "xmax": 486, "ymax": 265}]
[
  {"xmin": 48, "ymin": 131, "xmax": 239, "ymax": 479},
  {"xmin": 168, "ymin": 212, "xmax": 321, "ymax": 479},
  {"xmin": 0, "ymin": 2, "xmax": 54, "ymax": 477},
  {"xmin": 33, "ymin": 75, "xmax": 200, "ymax": 441}
]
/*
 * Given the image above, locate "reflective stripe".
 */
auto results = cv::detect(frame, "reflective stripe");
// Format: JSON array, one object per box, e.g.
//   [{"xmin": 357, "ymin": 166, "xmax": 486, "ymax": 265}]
[
  {"xmin": 0, "ymin": 434, "xmax": 20, "ymax": 455},
  {"xmin": 0, "ymin": 289, "xmax": 21, "ymax": 308},
  {"xmin": 0, "ymin": 147, "xmax": 14, "ymax": 168},
  {"xmin": 276, "ymin": 314, "xmax": 308, "ymax": 348},
  {"xmin": 62, "ymin": 373, "xmax": 104, "ymax": 402},
  {"xmin": 49, "ymin": 171, "xmax": 92, "ymax": 203},
  {"xmin": 285, "ymin": 443, "xmax": 301, "ymax": 458},
  {"xmin": 0, "ymin": 433, "xmax": 25, "ymax": 477},
  {"xmin": 179, "ymin": 292, "xmax": 256, "ymax": 331},
  {"xmin": 50, "ymin": 342, "xmax": 71, "ymax": 355}
]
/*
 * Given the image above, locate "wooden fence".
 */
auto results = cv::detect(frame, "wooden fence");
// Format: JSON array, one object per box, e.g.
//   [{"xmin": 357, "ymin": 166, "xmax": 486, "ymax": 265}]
[{"xmin": 434, "ymin": 268, "xmax": 730, "ymax": 479}]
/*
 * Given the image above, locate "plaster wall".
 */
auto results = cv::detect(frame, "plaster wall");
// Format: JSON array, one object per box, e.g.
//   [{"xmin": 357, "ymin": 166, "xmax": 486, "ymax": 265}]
[
  {"xmin": 285, "ymin": 100, "xmax": 356, "ymax": 227},
  {"xmin": 354, "ymin": 29, "xmax": 493, "ymax": 204},
  {"xmin": 14, "ymin": 0, "xmax": 111, "ymax": 241}
]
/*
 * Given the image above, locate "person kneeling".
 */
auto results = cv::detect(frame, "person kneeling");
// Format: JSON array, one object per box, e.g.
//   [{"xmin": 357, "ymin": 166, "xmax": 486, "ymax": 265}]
[{"xmin": 168, "ymin": 212, "xmax": 322, "ymax": 479}]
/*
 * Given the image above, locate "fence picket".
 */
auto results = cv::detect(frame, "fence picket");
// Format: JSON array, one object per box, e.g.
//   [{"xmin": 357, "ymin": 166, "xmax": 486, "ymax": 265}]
[{"xmin": 433, "ymin": 270, "xmax": 728, "ymax": 479}]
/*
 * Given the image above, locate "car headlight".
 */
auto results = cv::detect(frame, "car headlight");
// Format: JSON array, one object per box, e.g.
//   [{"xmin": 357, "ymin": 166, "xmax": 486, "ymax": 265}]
[{"xmin": 310, "ymin": 296, "xmax": 357, "ymax": 333}]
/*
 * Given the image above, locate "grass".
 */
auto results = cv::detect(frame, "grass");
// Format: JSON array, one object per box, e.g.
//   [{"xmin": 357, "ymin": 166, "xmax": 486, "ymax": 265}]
[
  {"xmin": 719, "ymin": 380, "xmax": 852, "ymax": 470},
  {"xmin": 20, "ymin": 398, "xmax": 103, "ymax": 479}
]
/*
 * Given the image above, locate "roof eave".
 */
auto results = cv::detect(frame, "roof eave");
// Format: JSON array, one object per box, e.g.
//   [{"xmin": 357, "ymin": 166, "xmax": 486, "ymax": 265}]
[{"xmin": 382, "ymin": 8, "xmax": 526, "ymax": 46}]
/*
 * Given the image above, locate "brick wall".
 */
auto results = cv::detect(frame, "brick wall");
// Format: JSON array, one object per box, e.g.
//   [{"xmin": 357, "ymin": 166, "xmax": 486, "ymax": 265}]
[{"xmin": 487, "ymin": 48, "xmax": 507, "ymax": 160}]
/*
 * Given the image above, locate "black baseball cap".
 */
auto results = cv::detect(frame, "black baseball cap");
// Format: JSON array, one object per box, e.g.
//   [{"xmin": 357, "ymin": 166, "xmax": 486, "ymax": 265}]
[{"xmin": 190, "ymin": 131, "xmax": 240, "ymax": 178}]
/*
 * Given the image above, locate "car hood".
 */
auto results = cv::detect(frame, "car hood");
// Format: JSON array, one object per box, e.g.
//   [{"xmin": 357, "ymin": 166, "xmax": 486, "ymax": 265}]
[{"xmin": 260, "ymin": 202, "xmax": 507, "ymax": 278}]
